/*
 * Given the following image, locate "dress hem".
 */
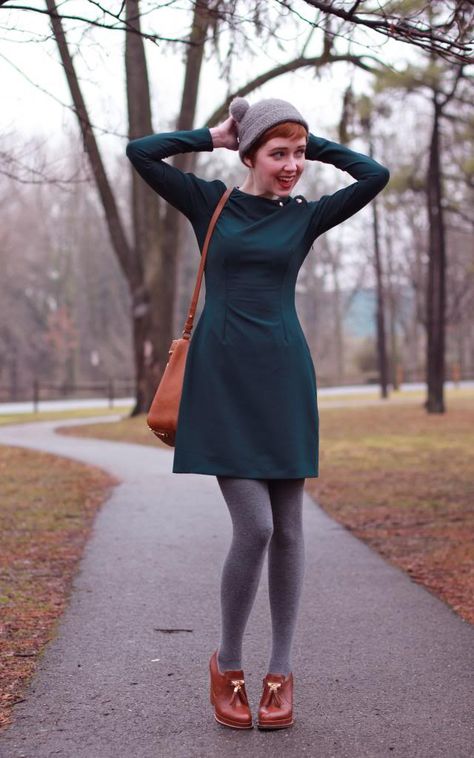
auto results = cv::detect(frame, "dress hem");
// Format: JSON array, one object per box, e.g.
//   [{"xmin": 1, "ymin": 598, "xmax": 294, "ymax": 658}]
[{"xmin": 172, "ymin": 466, "xmax": 319, "ymax": 478}]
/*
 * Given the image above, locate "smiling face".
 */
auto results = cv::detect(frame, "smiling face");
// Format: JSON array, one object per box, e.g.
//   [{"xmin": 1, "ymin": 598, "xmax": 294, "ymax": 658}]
[{"xmin": 241, "ymin": 122, "xmax": 308, "ymax": 199}]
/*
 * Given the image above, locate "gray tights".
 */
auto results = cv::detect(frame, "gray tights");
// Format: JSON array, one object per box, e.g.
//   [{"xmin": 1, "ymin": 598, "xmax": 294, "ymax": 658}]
[{"xmin": 215, "ymin": 476, "xmax": 306, "ymax": 677}]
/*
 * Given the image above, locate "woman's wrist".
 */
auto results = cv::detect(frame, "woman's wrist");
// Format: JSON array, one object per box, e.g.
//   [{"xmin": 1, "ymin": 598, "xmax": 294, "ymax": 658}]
[
  {"xmin": 305, "ymin": 133, "xmax": 328, "ymax": 161},
  {"xmin": 209, "ymin": 127, "xmax": 224, "ymax": 148}
]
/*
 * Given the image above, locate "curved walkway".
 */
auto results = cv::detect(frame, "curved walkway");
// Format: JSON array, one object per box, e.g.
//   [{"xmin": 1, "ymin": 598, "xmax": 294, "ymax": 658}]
[{"xmin": 0, "ymin": 418, "xmax": 473, "ymax": 758}]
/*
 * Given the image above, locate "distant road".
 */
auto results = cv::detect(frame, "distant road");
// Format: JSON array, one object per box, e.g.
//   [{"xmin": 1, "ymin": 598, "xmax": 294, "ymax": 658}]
[
  {"xmin": 1, "ymin": 381, "xmax": 472, "ymax": 415},
  {"xmin": 0, "ymin": 396, "xmax": 135, "ymax": 414}
]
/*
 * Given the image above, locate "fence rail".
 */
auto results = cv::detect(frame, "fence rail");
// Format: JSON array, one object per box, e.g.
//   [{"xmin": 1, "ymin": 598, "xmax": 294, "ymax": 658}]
[
  {"xmin": 0, "ymin": 379, "xmax": 136, "ymax": 411},
  {"xmin": 0, "ymin": 364, "xmax": 470, "ymax": 410},
  {"xmin": 314, "ymin": 362, "xmax": 469, "ymax": 388}
]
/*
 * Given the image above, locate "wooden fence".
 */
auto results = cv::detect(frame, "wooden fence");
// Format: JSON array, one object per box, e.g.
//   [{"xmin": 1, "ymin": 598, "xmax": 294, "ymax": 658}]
[{"xmin": 0, "ymin": 378, "xmax": 136, "ymax": 411}]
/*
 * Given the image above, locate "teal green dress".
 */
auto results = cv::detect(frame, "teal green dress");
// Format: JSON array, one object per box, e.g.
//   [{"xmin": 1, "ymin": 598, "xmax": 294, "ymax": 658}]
[{"xmin": 126, "ymin": 128, "xmax": 389, "ymax": 478}]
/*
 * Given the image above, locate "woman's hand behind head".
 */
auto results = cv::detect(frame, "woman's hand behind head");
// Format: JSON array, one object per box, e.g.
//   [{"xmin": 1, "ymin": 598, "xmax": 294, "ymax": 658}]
[{"xmin": 210, "ymin": 116, "xmax": 239, "ymax": 150}]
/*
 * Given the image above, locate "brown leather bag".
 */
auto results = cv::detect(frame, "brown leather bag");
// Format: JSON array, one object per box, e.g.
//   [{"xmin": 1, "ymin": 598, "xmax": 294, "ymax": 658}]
[{"xmin": 147, "ymin": 186, "xmax": 233, "ymax": 446}]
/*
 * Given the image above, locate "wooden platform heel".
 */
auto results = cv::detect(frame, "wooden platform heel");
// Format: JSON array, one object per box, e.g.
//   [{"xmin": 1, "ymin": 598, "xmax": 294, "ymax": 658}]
[{"xmin": 209, "ymin": 649, "xmax": 253, "ymax": 729}]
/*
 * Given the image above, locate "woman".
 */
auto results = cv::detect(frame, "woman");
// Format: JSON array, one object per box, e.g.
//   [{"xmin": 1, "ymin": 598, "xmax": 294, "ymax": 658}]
[{"xmin": 126, "ymin": 96, "xmax": 390, "ymax": 731}]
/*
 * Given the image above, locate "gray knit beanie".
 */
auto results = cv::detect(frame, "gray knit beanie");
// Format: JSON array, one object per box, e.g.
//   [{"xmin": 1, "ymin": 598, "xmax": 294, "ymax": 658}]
[{"xmin": 229, "ymin": 96, "xmax": 309, "ymax": 163}]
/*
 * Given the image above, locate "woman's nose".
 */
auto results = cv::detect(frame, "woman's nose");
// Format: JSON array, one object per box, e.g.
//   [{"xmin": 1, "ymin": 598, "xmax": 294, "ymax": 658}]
[{"xmin": 284, "ymin": 159, "xmax": 298, "ymax": 171}]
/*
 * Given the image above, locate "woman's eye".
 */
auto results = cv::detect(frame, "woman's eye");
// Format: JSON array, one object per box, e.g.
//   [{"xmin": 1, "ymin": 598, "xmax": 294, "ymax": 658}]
[{"xmin": 273, "ymin": 151, "xmax": 305, "ymax": 157}]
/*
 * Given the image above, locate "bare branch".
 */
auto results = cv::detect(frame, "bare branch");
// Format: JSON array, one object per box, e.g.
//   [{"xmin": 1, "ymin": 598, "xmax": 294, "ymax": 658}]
[
  {"xmin": 44, "ymin": 0, "xmax": 133, "ymax": 279},
  {"xmin": 438, "ymin": 63, "xmax": 466, "ymax": 108},
  {"xmin": 206, "ymin": 50, "xmax": 392, "ymax": 126},
  {"xmin": 0, "ymin": 2, "xmax": 193, "ymax": 45},
  {"xmin": 0, "ymin": 141, "xmax": 92, "ymax": 188},
  {"xmin": 0, "ymin": 52, "xmax": 129, "ymax": 139},
  {"xmin": 289, "ymin": 0, "xmax": 474, "ymax": 64},
  {"xmin": 0, "ymin": 165, "xmax": 92, "ymax": 186}
]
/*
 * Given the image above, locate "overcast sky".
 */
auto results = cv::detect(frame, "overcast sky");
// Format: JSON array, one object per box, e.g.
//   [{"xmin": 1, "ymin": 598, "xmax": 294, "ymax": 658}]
[{"xmin": 1, "ymin": 0, "xmax": 415, "ymax": 158}]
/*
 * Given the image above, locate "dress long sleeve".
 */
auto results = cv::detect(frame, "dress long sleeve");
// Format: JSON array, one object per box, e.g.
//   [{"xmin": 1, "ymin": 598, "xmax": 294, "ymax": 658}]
[
  {"xmin": 125, "ymin": 128, "xmax": 224, "ymax": 224},
  {"xmin": 305, "ymin": 133, "xmax": 390, "ymax": 240}
]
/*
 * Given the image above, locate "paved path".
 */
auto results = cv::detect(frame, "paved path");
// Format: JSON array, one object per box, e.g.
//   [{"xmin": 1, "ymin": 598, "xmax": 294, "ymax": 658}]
[{"xmin": 0, "ymin": 418, "xmax": 472, "ymax": 758}]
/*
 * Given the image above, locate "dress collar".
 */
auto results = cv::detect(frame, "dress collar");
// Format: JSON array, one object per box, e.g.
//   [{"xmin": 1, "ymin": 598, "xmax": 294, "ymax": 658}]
[{"xmin": 233, "ymin": 186, "xmax": 291, "ymax": 207}]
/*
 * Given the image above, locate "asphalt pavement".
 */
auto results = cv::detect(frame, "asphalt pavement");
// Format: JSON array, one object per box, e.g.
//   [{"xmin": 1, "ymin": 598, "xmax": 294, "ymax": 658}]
[{"xmin": 0, "ymin": 417, "xmax": 472, "ymax": 758}]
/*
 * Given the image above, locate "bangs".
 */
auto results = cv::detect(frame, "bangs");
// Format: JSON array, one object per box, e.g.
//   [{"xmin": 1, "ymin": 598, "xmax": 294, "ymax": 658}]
[{"xmin": 262, "ymin": 122, "xmax": 308, "ymax": 142}]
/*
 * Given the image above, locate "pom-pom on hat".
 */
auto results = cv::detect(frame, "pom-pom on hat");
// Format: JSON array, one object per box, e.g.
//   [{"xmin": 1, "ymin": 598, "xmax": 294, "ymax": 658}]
[{"xmin": 229, "ymin": 96, "xmax": 309, "ymax": 163}]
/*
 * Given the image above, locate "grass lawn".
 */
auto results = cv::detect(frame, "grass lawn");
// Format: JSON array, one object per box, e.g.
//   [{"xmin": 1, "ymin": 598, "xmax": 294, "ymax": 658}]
[
  {"xmin": 0, "ymin": 406, "xmax": 131, "ymax": 427},
  {"xmin": 58, "ymin": 388, "xmax": 474, "ymax": 626},
  {"xmin": 0, "ymin": 447, "xmax": 117, "ymax": 730},
  {"xmin": 308, "ymin": 395, "xmax": 474, "ymax": 627},
  {"xmin": 317, "ymin": 385, "xmax": 473, "ymax": 405}
]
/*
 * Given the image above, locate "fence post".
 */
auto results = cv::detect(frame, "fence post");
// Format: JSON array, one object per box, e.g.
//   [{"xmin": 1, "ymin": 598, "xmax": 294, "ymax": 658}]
[
  {"xmin": 33, "ymin": 379, "xmax": 39, "ymax": 413},
  {"xmin": 451, "ymin": 362, "xmax": 461, "ymax": 386},
  {"xmin": 108, "ymin": 378, "xmax": 114, "ymax": 409}
]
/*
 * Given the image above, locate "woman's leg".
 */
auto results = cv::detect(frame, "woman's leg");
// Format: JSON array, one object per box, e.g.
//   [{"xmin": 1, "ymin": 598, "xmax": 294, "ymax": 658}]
[
  {"xmin": 266, "ymin": 478, "xmax": 306, "ymax": 676},
  {"xmin": 215, "ymin": 476, "xmax": 273, "ymax": 671}
]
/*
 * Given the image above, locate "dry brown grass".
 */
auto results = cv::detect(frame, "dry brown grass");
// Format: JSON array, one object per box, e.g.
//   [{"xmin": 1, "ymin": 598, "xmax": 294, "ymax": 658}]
[
  {"xmin": 0, "ymin": 446, "xmax": 117, "ymax": 731},
  {"xmin": 57, "ymin": 413, "xmax": 162, "ymax": 446},
  {"xmin": 307, "ymin": 395, "xmax": 474, "ymax": 625}
]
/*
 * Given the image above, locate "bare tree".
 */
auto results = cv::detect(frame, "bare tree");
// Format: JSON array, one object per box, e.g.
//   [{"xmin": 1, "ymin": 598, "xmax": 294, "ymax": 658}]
[
  {"xmin": 1, "ymin": 1, "xmax": 471, "ymax": 62},
  {"xmin": 38, "ymin": 0, "xmax": 395, "ymax": 411},
  {"xmin": 340, "ymin": 88, "xmax": 390, "ymax": 398},
  {"xmin": 6, "ymin": 0, "xmax": 470, "ymax": 408},
  {"xmin": 423, "ymin": 62, "xmax": 467, "ymax": 412},
  {"xmin": 299, "ymin": 0, "xmax": 473, "ymax": 63},
  {"xmin": 0, "ymin": 133, "xmax": 132, "ymax": 398}
]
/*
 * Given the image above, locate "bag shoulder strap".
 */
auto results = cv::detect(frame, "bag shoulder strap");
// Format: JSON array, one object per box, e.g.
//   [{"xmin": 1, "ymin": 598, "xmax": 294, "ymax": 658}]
[{"xmin": 182, "ymin": 186, "xmax": 233, "ymax": 338}]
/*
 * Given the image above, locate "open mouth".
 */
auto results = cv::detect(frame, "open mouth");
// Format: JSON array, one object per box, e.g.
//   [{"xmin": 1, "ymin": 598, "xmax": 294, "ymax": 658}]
[{"xmin": 276, "ymin": 177, "xmax": 294, "ymax": 188}]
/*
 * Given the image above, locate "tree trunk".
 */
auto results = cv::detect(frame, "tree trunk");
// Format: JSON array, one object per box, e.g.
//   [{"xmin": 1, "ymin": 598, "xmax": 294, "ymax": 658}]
[
  {"xmin": 167, "ymin": 1, "xmax": 211, "ymax": 333},
  {"xmin": 330, "ymin": 256, "xmax": 344, "ymax": 384},
  {"xmin": 388, "ymin": 283, "xmax": 398, "ymax": 390},
  {"xmin": 425, "ymin": 94, "xmax": 446, "ymax": 413},
  {"xmin": 373, "ymin": 199, "xmax": 389, "ymax": 397},
  {"xmin": 368, "ymin": 133, "xmax": 389, "ymax": 398},
  {"xmin": 125, "ymin": 0, "xmax": 167, "ymax": 414},
  {"xmin": 46, "ymin": 0, "xmax": 156, "ymax": 413},
  {"xmin": 45, "ymin": 0, "xmax": 133, "ymax": 281}
]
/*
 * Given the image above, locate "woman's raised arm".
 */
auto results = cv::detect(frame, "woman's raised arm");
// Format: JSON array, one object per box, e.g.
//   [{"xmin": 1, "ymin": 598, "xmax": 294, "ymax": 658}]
[
  {"xmin": 305, "ymin": 133, "xmax": 390, "ymax": 239},
  {"xmin": 126, "ymin": 128, "xmax": 224, "ymax": 223}
]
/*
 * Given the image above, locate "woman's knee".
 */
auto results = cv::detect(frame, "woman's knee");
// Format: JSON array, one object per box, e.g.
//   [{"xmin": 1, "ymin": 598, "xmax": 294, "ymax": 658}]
[
  {"xmin": 254, "ymin": 520, "xmax": 274, "ymax": 547},
  {"xmin": 271, "ymin": 521, "xmax": 303, "ymax": 549},
  {"xmin": 218, "ymin": 476, "xmax": 274, "ymax": 548},
  {"xmin": 236, "ymin": 519, "xmax": 273, "ymax": 550}
]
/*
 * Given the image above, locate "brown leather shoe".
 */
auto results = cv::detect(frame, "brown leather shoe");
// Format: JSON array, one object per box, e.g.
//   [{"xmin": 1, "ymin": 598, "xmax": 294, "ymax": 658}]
[
  {"xmin": 257, "ymin": 671, "xmax": 294, "ymax": 729},
  {"xmin": 209, "ymin": 649, "xmax": 253, "ymax": 729}
]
